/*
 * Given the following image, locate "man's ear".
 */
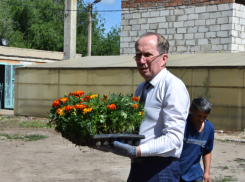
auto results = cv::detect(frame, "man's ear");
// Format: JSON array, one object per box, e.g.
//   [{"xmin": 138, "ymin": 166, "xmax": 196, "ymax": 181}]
[{"xmin": 161, "ymin": 54, "xmax": 168, "ymax": 67}]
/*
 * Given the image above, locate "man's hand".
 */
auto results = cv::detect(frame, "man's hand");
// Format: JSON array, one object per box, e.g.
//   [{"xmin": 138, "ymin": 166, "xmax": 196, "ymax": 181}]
[
  {"xmin": 203, "ymin": 172, "xmax": 211, "ymax": 182},
  {"xmin": 94, "ymin": 141, "xmax": 137, "ymax": 158}
]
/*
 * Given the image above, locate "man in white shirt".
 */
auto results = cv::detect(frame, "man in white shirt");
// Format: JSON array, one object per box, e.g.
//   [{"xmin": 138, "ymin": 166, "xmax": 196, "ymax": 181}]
[{"xmin": 97, "ymin": 32, "xmax": 190, "ymax": 182}]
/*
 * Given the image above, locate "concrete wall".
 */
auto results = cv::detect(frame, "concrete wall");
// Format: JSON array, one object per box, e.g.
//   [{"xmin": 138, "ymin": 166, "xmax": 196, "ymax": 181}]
[
  {"xmin": 120, "ymin": 1, "xmax": 245, "ymax": 55},
  {"xmin": 14, "ymin": 66, "xmax": 245, "ymax": 131},
  {"xmin": 14, "ymin": 68, "xmax": 144, "ymax": 117}
]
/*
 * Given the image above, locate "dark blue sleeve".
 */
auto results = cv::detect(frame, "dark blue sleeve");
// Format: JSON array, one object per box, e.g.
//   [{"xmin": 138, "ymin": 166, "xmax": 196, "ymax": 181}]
[{"xmin": 205, "ymin": 121, "xmax": 214, "ymax": 152}]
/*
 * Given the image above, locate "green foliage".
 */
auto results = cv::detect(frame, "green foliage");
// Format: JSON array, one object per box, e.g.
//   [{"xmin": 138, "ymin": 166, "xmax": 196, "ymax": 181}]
[
  {"xmin": 48, "ymin": 91, "xmax": 145, "ymax": 140},
  {"xmin": 1, "ymin": 0, "xmax": 120, "ymax": 56}
]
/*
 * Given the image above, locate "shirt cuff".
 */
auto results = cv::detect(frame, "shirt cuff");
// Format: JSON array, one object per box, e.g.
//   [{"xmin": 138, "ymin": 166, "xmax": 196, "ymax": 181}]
[{"xmin": 139, "ymin": 143, "xmax": 150, "ymax": 156}]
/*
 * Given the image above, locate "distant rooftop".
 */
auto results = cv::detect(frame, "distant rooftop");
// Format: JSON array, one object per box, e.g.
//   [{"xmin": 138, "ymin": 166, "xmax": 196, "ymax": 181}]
[{"xmin": 17, "ymin": 52, "xmax": 245, "ymax": 69}]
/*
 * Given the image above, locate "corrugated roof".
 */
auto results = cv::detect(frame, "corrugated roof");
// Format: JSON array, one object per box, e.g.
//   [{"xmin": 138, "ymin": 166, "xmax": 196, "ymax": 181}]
[{"xmin": 18, "ymin": 52, "xmax": 245, "ymax": 69}]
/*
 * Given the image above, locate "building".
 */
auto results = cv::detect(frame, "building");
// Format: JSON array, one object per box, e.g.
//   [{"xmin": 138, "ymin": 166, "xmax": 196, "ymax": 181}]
[
  {"xmin": 14, "ymin": 53, "xmax": 245, "ymax": 131},
  {"xmin": 120, "ymin": 0, "xmax": 245, "ymax": 55},
  {"xmin": 0, "ymin": 46, "xmax": 81, "ymax": 109}
]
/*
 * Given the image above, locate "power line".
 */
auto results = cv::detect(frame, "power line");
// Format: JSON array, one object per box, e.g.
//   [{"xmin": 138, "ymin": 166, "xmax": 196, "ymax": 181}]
[
  {"xmin": 0, "ymin": 0, "xmax": 86, "ymax": 12},
  {"xmin": 1, "ymin": 0, "xmax": 186, "ymax": 13}
]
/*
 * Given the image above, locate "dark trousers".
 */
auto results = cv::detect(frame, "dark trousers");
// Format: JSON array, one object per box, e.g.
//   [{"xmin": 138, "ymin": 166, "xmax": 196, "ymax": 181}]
[
  {"xmin": 179, "ymin": 177, "xmax": 203, "ymax": 182},
  {"xmin": 127, "ymin": 160, "xmax": 180, "ymax": 182}
]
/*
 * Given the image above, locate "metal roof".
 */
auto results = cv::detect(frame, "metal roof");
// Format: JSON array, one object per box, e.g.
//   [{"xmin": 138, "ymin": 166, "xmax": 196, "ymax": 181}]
[{"xmin": 18, "ymin": 52, "xmax": 245, "ymax": 69}]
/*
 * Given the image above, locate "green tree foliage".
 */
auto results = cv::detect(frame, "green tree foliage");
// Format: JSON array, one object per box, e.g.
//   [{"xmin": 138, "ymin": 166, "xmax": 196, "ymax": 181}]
[
  {"xmin": 0, "ymin": 0, "xmax": 120, "ymax": 56},
  {"xmin": 0, "ymin": 0, "xmax": 26, "ymax": 48}
]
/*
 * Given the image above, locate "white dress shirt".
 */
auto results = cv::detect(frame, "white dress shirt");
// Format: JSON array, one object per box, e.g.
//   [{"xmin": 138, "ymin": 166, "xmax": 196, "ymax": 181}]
[{"xmin": 135, "ymin": 68, "xmax": 190, "ymax": 158}]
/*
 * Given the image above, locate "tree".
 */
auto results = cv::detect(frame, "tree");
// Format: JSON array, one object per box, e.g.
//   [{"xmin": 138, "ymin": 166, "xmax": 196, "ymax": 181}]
[
  {"xmin": 94, "ymin": 25, "xmax": 120, "ymax": 56},
  {"xmin": 0, "ymin": 0, "xmax": 25, "ymax": 47},
  {"xmin": 7, "ymin": 0, "xmax": 64, "ymax": 51},
  {"xmin": 1, "ymin": 0, "xmax": 120, "ymax": 56}
]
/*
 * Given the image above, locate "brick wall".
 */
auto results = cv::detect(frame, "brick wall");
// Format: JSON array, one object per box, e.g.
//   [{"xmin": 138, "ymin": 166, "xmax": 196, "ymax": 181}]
[
  {"xmin": 122, "ymin": 0, "xmax": 236, "ymax": 8},
  {"xmin": 120, "ymin": 1, "xmax": 245, "ymax": 55}
]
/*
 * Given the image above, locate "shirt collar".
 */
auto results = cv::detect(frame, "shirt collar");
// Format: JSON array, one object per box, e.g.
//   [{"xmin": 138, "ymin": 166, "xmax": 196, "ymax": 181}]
[{"xmin": 149, "ymin": 68, "xmax": 168, "ymax": 87}]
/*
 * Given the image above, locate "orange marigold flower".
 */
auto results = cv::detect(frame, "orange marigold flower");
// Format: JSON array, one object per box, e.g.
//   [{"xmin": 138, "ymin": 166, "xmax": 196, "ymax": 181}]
[
  {"xmin": 74, "ymin": 104, "xmax": 87, "ymax": 111},
  {"xmin": 107, "ymin": 104, "xmax": 116, "ymax": 110},
  {"xmin": 83, "ymin": 107, "xmax": 93, "ymax": 114},
  {"xmin": 84, "ymin": 96, "xmax": 90, "ymax": 102},
  {"xmin": 132, "ymin": 97, "xmax": 139, "ymax": 102},
  {"xmin": 52, "ymin": 99, "xmax": 60, "ymax": 108},
  {"xmin": 65, "ymin": 105, "xmax": 74, "ymax": 112},
  {"xmin": 69, "ymin": 92, "xmax": 75, "ymax": 96},
  {"xmin": 131, "ymin": 104, "xmax": 138, "ymax": 109},
  {"xmin": 57, "ymin": 108, "xmax": 62, "ymax": 114},
  {"xmin": 60, "ymin": 97, "xmax": 69, "ymax": 103},
  {"xmin": 57, "ymin": 108, "xmax": 65, "ymax": 116},
  {"xmin": 74, "ymin": 90, "xmax": 85, "ymax": 97},
  {"xmin": 104, "ymin": 95, "xmax": 108, "ymax": 99}
]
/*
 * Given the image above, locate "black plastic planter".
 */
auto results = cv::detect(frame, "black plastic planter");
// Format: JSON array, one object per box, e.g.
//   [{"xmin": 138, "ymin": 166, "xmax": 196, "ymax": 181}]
[
  {"xmin": 93, "ymin": 134, "xmax": 145, "ymax": 146},
  {"xmin": 61, "ymin": 132, "xmax": 145, "ymax": 147}
]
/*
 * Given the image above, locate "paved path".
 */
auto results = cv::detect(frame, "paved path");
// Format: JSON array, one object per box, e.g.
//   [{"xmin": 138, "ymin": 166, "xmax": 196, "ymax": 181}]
[{"xmin": 0, "ymin": 109, "xmax": 14, "ymax": 117}]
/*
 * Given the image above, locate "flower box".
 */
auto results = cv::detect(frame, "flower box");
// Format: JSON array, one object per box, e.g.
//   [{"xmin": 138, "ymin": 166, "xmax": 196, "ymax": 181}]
[{"xmin": 48, "ymin": 90, "xmax": 145, "ymax": 147}]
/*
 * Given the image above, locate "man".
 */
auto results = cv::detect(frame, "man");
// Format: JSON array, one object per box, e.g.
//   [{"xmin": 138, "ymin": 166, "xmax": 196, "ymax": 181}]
[
  {"xmin": 97, "ymin": 32, "xmax": 190, "ymax": 182},
  {"xmin": 179, "ymin": 97, "xmax": 214, "ymax": 182}
]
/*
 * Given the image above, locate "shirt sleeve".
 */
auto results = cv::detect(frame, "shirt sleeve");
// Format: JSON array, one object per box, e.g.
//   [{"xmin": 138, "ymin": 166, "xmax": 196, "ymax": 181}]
[{"xmin": 140, "ymin": 78, "xmax": 190, "ymax": 157}]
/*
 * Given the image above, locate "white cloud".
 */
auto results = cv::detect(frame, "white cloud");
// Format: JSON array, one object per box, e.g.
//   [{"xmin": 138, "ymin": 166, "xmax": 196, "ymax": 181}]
[{"xmin": 101, "ymin": 0, "xmax": 116, "ymax": 5}]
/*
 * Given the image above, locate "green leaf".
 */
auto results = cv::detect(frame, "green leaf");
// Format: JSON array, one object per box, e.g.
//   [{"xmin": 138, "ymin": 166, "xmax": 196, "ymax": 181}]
[{"xmin": 120, "ymin": 110, "xmax": 127, "ymax": 120}]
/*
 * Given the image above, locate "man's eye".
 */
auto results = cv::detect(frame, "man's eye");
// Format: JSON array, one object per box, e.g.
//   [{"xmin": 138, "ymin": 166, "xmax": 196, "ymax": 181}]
[{"xmin": 144, "ymin": 54, "xmax": 151, "ymax": 57}]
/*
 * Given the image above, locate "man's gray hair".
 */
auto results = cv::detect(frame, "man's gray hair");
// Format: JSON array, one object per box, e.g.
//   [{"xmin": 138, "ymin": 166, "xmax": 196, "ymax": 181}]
[
  {"xmin": 191, "ymin": 97, "xmax": 212, "ymax": 114},
  {"xmin": 135, "ymin": 32, "xmax": 169, "ymax": 54}
]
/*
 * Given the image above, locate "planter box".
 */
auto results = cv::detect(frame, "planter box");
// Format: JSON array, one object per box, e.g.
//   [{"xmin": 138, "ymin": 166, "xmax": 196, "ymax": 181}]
[{"xmin": 61, "ymin": 132, "xmax": 145, "ymax": 147}]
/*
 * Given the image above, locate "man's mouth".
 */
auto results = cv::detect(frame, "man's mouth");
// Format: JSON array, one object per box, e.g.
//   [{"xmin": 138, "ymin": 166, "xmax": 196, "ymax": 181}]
[{"xmin": 141, "ymin": 67, "xmax": 148, "ymax": 71}]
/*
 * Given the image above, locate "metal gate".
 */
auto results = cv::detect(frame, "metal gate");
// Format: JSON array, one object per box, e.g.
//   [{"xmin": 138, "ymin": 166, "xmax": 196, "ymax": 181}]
[
  {"xmin": 0, "ymin": 83, "xmax": 3, "ymax": 109},
  {"xmin": 4, "ymin": 65, "xmax": 24, "ymax": 109}
]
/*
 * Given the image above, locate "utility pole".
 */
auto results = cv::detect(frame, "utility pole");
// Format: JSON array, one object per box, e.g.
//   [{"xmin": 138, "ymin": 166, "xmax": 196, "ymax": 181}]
[
  {"xmin": 87, "ymin": 3, "xmax": 92, "ymax": 56},
  {"xmin": 63, "ymin": 0, "xmax": 77, "ymax": 60},
  {"xmin": 87, "ymin": 0, "xmax": 101, "ymax": 57}
]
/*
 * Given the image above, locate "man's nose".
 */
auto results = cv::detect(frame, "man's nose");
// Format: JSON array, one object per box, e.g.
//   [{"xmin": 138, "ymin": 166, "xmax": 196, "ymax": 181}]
[{"xmin": 139, "ymin": 57, "xmax": 146, "ymax": 63}]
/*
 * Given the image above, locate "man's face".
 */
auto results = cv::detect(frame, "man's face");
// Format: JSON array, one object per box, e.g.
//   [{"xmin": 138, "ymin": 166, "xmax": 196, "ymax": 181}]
[
  {"xmin": 135, "ymin": 35, "xmax": 167, "ymax": 82},
  {"xmin": 190, "ymin": 108, "xmax": 209, "ymax": 126}
]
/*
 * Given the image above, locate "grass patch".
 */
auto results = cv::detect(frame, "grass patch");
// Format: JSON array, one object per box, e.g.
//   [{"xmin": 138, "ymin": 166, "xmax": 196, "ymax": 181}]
[
  {"xmin": 0, "ymin": 116, "xmax": 51, "ymax": 129},
  {"xmin": 212, "ymin": 175, "xmax": 238, "ymax": 182},
  {"xmin": 234, "ymin": 158, "xmax": 245, "ymax": 163},
  {"xmin": 25, "ymin": 134, "xmax": 48, "ymax": 141},
  {"xmin": 223, "ymin": 165, "xmax": 229, "ymax": 169},
  {"xmin": 216, "ymin": 139, "xmax": 227, "ymax": 142},
  {"xmin": 19, "ymin": 119, "xmax": 49, "ymax": 128},
  {"xmin": 0, "ymin": 133, "xmax": 47, "ymax": 141}
]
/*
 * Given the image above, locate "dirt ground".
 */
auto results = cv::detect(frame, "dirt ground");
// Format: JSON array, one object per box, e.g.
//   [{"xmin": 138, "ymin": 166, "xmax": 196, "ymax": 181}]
[{"xmin": 0, "ymin": 115, "xmax": 244, "ymax": 182}]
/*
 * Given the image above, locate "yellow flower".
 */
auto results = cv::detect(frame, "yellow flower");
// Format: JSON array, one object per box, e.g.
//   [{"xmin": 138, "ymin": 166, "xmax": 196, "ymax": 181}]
[
  {"xmin": 90, "ymin": 94, "xmax": 98, "ymax": 99},
  {"xmin": 139, "ymin": 111, "xmax": 144, "ymax": 117},
  {"xmin": 73, "ymin": 111, "xmax": 76, "ymax": 116},
  {"xmin": 59, "ymin": 109, "xmax": 65, "ymax": 116},
  {"xmin": 83, "ymin": 107, "xmax": 93, "ymax": 114}
]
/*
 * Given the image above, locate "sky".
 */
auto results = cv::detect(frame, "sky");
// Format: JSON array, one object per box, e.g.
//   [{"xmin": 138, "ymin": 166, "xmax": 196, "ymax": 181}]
[{"xmin": 89, "ymin": 0, "xmax": 122, "ymax": 34}]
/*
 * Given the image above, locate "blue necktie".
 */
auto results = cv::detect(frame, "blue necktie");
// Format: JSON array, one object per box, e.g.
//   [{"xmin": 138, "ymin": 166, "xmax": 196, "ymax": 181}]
[
  {"xmin": 135, "ymin": 82, "xmax": 151, "ymax": 134},
  {"xmin": 140, "ymin": 82, "xmax": 151, "ymax": 104}
]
